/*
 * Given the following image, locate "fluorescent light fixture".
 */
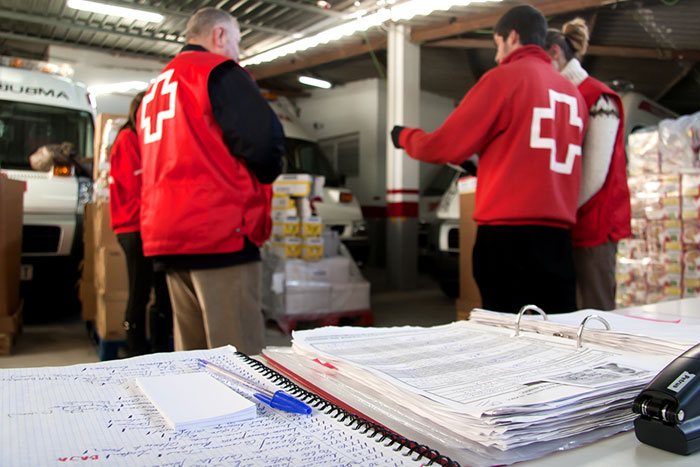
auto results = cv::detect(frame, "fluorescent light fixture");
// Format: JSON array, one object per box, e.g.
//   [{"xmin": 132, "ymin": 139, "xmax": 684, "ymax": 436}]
[
  {"xmin": 240, "ymin": 0, "xmax": 501, "ymax": 67},
  {"xmin": 88, "ymin": 81, "xmax": 149, "ymax": 96},
  {"xmin": 67, "ymin": 0, "xmax": 164, "ymax": 23},
  {"xmin": 298, "ymin": 76, "xmax": 332, "ymax": 89}
]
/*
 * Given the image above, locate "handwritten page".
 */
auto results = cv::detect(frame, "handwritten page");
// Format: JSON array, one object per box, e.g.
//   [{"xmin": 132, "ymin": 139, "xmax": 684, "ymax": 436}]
[
  {"xmin": 136, "ymin": 372, "xmax": 256, "ymax": 430},
  {"xmin": 0, "ymin": 346, "xmax": 423, "ymax": 466}
]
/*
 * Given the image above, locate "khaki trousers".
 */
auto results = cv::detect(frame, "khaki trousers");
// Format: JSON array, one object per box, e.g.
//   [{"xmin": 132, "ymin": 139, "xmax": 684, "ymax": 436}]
[
  {"xmin": 572, "ymin": 240, "xmax": 618, "ymax": 311},
  {"xmin": 165, "ymin": 262, "xmax": 265, "ymax": 355}
]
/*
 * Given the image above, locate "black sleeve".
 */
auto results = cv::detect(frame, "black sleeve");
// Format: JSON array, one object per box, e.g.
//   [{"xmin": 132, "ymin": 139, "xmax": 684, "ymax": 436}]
[{"xmin": 208, "ymin": 61, "xmax": 284, "ymax": 184}]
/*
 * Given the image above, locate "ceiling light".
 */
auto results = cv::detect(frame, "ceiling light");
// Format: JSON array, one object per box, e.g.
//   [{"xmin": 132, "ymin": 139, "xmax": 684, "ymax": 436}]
[
  {"xmin": 240, "ymin": 0, "xmax": 502, "ymax": 67},
  {"xmin": 298, "ymin": 76, "xmax": 332, "ymax": 89},
  {"xmin": 88, "ymin": 81, "xmax": 149, "ymax": 96},
  {"xmin": 67, "ymin": 0, "xmax": 164, "ymax": 23}
]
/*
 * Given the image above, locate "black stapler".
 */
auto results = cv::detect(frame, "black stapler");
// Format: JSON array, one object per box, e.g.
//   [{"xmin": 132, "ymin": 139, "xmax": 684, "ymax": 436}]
[{"xmin": 633, "ymin": 342, "xmax": 700, "ymax": 455}]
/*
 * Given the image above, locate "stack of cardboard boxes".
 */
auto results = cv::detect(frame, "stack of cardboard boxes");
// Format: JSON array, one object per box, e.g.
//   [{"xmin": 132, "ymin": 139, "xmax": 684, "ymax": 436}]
[
  {"xmin": 0, "ymin": 175, "xmax": 24, "ymax": 354},
  {"xmin": 80, "ymin": 202, "xmax": 128, "ymax": 342},
  {"xmin": 79, "ymin": 114, "xmax": 129, "ymax": 344},
  {"xmin": 262, "ymin": 174, "xmax": 370, "ymax": 330}
]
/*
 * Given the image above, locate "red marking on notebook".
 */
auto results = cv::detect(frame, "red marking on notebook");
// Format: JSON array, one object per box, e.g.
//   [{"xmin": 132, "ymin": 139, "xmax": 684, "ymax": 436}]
[{"xmin": 312, "ymin": 358, "xmax": 337, "ymax": 369}]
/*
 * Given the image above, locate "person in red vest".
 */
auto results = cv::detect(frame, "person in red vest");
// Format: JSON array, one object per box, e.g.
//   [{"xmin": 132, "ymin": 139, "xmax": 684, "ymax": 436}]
[
  {"xmin": 545, "ymin": 18, "xmax": 632, "ymax": 311},
  {"xmin": 109, "ymin": 92, "xmax": 173, "ymax": 356},
  {"xmin": 391, "ymin": 5, "xmax": 588, "ymax": 314},
  {"xmin": 137, "ymin": 8, "xmax": 283, "ymax": 354}
]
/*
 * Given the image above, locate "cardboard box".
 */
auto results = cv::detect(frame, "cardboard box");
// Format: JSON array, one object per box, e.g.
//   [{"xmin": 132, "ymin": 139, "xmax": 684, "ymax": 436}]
[
  {"xmin": 93, "ymin": 113, "xmax": 127, "ymax": 181},
  {"xmin": 271, "ymin": 237, "xmax": 302, "ymax": 259},
  {"xmin": 331, "ymin": 281, "xmax": 370, "ymax": 312},
  {"xmin": 93, "ymin": 201, "xmax": 119, "ymax": 248},
  {"xmin": 284, "ymin": 282, "xmax": 332, "ymax": 315},
  {"xmin": 0, "ymin": 300, "xmax": 23, "ymax": 356},
  {"xmin": 301, "ymin": 216, "xmax": 323, "ymax": 237},
  {"xmin": 95, "ymin": 291, "xmax": 128, "ymax": 341},
  {"xmin": 458, "ymin": 190, "xmax": 481, "ymax": 317},
  {"xmin": 301, "ymin": 237, "xmax": 323, "ymax": 261},
  {"xmin": 273, "ymin": 174, "xmax": 313, "ymax": 197},
  {"xmin": 79, "ymin": 279, "xmax": 97, "ymax": 322},
  {"xmin": 272, "ymin": 216, "xmax": 300, "ymax": 237},
  {"xmin": 284, "ymin": 256, "xmax": 350, "ymax": 284},
  {"xmin": 95, "ymin": 246, "xmax": 128, "ymax": 293},
  {"xmin": 0, "ymin": 176, "xmax": 24, "ymax": 316}
]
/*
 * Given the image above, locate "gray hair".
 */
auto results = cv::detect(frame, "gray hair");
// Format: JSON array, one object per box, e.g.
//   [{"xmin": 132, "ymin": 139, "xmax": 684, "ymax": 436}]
[{"xmin": 185, "ymin": 8, "xmax": 239, "ymax": 41}]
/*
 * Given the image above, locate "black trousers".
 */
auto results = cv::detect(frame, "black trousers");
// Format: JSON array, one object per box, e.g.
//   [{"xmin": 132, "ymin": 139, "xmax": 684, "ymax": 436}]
[
  {"xmin": 117, "ymin": 231, "xmax": 172, "ymax": 352},
  {"xmin": 472, "ymin": 225, "xmax": 577, "ymax": 314}
]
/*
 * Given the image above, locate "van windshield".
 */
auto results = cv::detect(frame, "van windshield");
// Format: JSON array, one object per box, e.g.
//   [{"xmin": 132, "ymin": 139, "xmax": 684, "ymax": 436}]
[
  {"xmin": 283, "ymin": 137, "xmax": 342, "ymax": 187},
  {"xmin": 0, "ymin": 100, "xmax": 94, "ymax": 170}
]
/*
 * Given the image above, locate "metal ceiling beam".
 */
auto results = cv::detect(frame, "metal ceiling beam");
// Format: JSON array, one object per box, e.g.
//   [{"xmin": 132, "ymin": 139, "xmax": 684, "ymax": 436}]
[
  {"xmin": 424, "ymin": 38, "xmax": 700, "ymax": 61},
  {"xmin": 411, "ymin": 0, "xmax": 629, "ymax": 43},
  {"xmin": 0, "ymin": 31, "xmax": 172, "ymax": 62},
  {"xmin": 258, "ymin": 0, "xmax": 346, "ymax": 18},
  {"xmin": 655, "ymin": 61, "xmax": 696, "ymax": 101},
  {"xmin": 249, "ymin": 35, "xmax": 387, "ymax": 80},
  {"xmin": 0, "ymin": 10, "xmax": 183, "ymax": 46}
]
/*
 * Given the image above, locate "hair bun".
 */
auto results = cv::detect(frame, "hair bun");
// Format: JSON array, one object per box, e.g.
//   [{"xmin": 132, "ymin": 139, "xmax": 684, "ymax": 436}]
[{"xmin": 562, "ymin": 17, "xmax": 589, "ymax": 58}]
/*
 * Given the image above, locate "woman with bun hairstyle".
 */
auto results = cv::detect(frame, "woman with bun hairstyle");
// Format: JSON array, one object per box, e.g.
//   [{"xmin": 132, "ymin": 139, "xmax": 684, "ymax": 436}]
[
  {"xmin": 545, "ymin": 18, "xmax": 631, "ymax": 310},
  {"xmin": 109, "ymin": 92, "xmax": 173, "ymax": 356}
]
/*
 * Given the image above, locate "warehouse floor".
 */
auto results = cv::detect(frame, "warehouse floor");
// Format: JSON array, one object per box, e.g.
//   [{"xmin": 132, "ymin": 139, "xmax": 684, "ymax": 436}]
[{"xmin": 0, "ymin": 267, "xmax": 457, "ymax": 369}]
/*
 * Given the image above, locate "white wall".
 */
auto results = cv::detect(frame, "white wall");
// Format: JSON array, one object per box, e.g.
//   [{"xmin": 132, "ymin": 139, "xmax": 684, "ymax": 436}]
[
  {"xmin": 295, "ymin": 77, "xmax": 456, "ymax": 207},
  {"xmin": 296, "ymin": 79, "xmax": 384, "ymax": 207},
  {"xmin": 48, "ymin": 45, "xmax": 164, "ymax": 115}
]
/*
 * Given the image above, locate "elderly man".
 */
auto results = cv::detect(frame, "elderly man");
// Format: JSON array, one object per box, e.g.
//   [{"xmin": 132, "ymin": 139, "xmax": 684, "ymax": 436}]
[{"xmin": 138, "ymin": 7, "xmax": 284, "ymax": 354}]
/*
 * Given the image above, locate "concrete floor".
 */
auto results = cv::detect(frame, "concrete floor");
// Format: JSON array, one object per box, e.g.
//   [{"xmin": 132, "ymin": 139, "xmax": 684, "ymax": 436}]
[{"xmin": 0, "ymin": 267, "xmax": 457, "ymax": 369}]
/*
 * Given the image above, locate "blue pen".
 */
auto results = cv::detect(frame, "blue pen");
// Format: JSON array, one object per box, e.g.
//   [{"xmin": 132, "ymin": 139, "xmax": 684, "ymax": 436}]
[{"xmin": 196, "ymin": 358, "xmax": 312, "ymax": 415}]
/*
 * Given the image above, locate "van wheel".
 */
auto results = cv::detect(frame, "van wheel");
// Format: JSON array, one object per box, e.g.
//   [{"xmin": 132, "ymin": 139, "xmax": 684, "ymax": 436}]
[{"xmin": 439, "ymin": 281, "xmax": 459, "ymax": 298}]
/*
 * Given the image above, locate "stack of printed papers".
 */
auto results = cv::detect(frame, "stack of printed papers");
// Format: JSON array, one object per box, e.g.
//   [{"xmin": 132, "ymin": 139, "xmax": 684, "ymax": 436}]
[
  {"xmin": 276, "ymin": 321, "xmax": 677, "ymax": 466},
  {"xmin": 136, "ymin": 372, "xmax": 256, "ymax": 430}
]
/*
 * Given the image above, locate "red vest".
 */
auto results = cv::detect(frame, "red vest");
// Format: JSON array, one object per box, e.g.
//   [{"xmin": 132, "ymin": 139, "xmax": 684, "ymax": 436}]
[
  {"xmin": 109, "ymin": 128, "xmax": 141, "ymax": 234},
  {"xmin": 572, "ymin": 78, "xmax": 632, "ymax": 248},
  {"xmin": 138, "ymin": 51, "xmax": 272, "ymax": 257}
]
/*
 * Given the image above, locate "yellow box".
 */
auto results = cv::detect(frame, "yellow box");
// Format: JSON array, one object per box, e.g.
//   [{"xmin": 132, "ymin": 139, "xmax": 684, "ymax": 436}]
[
  {"xmin": 272, "ymin": 216, "xmax": 300, "ymax": 237},
  {"xmin": 271, "ymin": 237, "xmax": 302, "ymax": 259},
  {"xmin": 301, "ymin": 216, "xmax": 323, "ymax": 237},
  {"xmin": 271, "ymin": 193, "xmax": 296, "ymax": 209},
  {"xmin": 301, "ymin": 237, "xmax": 324, "ymax": 261},
  {"xmin": 273, "ymin": 174, "xmax": 313, "ymax": 197}
]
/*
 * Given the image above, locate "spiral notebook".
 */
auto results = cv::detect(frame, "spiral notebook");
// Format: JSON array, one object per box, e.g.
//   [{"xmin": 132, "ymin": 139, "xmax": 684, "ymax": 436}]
[{"xmin": 0, "ymin": 346, "xmax": 456, "ymax": 466}]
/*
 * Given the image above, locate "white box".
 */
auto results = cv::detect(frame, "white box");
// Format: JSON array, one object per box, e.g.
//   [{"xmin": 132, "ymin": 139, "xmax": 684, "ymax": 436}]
[
  {"xmin": 331, "ymin": 281, "xmax": 370, "ymax": 312},
  {"xmin": 285, "ymin": 282, "xmax": 332, "ymax": 315},
  {"xmin": 273, "ymin": 174, "xmax": 313, "ymax": 197},
  {"xmin": 284, "ymin": 257, "xmax": 350, "ymax": 284}
]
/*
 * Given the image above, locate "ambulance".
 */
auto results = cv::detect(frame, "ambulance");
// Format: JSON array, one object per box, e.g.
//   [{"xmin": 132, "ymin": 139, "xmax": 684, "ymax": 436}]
[{"xmin": 0, "ymin": 57, "xmax": 95, "ymax": 303}]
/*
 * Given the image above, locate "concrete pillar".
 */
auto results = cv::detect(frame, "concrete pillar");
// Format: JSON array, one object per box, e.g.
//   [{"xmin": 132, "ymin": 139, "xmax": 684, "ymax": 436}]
[{"xmin": 385, "ymin": 23, "xmax": 420, "ymax": 290}]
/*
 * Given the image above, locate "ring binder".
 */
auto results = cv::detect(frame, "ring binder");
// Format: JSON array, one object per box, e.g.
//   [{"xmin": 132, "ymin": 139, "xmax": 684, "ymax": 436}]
[
  {"xmin": 576, "ymin": 314, "xmax": 611, "ymax": 349},
  {"xmin": 514, "ymin": 304, "xmax": 547, "ymax": 336},
  {"xmin": 236, "ymin": 352, "xmax": 460, "ymax": 466}
]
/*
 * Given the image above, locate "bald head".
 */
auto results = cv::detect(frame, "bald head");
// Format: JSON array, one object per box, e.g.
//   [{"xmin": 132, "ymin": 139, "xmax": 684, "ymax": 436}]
[{"xmin": 185, "ymin": 8, "xmax": 241, "ymax": 61}]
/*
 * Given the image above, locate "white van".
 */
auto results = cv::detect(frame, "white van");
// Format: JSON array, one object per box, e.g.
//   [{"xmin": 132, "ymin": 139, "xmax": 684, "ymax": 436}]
[
  {"xmin": 0, "ymin": 57, "xmax": 95, "ymax": 306},
  {"xmin": 267, "ymin": 95, "xmax": 369, "ymax": 264},
  {"xmin": 426, "ymin": 91, "xmax": 677, "ymax": 297}
]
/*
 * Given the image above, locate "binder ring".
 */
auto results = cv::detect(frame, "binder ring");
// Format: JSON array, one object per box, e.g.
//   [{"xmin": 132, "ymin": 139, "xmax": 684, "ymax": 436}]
[
  {"xmin": 576, "ymin": 314, "xmax": 611, "ymax": 349},
  {"xmin": 514, "ymin": 304, "xmax": 547, "ymax": 336}
]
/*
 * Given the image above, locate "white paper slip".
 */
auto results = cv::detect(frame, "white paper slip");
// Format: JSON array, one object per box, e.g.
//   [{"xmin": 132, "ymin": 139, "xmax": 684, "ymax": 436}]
[{"xmin": 136, "ymin": 372, "xmax": 257, "ymax": 430}]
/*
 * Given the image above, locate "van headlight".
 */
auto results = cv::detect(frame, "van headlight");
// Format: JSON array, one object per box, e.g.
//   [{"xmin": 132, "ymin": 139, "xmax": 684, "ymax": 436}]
[
  {"xmin": 78, "ymin": 177, "xmax": 93, "ymax": 208},
  {"xmin": 352, "ymin": 220, "xmax": 367, "ymax": 237}
]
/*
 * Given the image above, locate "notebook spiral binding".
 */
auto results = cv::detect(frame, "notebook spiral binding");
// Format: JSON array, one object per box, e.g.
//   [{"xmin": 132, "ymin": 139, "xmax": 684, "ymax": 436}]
[{"xmin": 236, "ymin": 352, "xmax": 461, "ymax": 467}]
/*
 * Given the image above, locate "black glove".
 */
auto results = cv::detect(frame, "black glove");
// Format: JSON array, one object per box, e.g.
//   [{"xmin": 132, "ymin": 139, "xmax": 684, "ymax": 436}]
[
  {"xmin": 461, "ymin": 159, "xmax": 477, "ymax": 176},
  {"xmin": 390, "ymin": 125, "xmax": 405, "ymax": 149}
]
